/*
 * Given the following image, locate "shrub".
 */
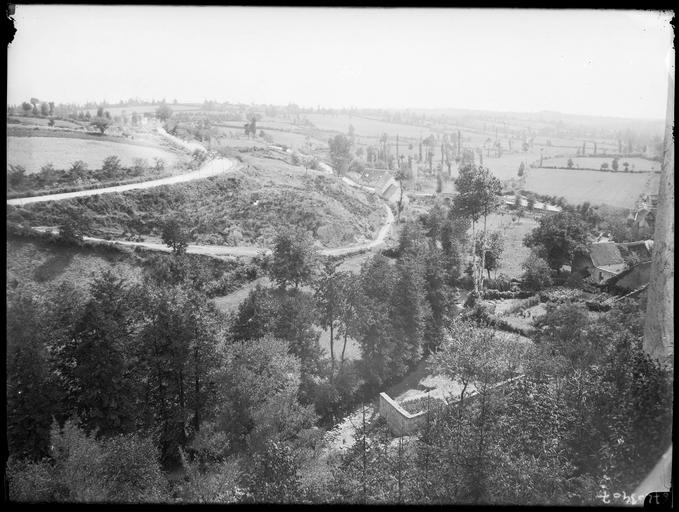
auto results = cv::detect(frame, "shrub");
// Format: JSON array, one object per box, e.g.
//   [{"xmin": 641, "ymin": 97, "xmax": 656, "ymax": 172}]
[
  {"xmin": 102, "ymin": 155, "xmax": 122, "ymax": 178},
  {"xmin": 99, "ymin": 434, "xmax": 168, "ymax": 503},
  {"xmin": 522, "ymin": 252, "xmax": 553, "ymax": 291},
  {"xmin": 565, "ymin": 270, "xmax": 585, "ymax": 289},
  {"xmin": 132, "ymin": 158, "xmax": 149, "ymax": 176},
  {"xmin": 485, "ymin": 274, "xmax": 512, "ymax": 291},
  {"xmin": 8, "ymin": 164, "xmax": 26, "ymax": 188},
  {"xmin": 69, "ymin": 160, "xmax": 88, "ymax": 174},
  {"xmin": 6, "ymin": 457, "xmax": 62, "ymax": 502},
  {"xmin": 482, "ymin": 289, "xmax": 534, "ymax": 300}
]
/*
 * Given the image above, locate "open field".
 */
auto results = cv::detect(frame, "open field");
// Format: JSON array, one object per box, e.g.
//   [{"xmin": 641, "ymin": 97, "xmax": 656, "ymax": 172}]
[
  {"xmin": 523, "ymin": 168, "xmax": 660, "ymax": 209},
  {"xmin": 472, "ymin": 211, "xmax": 540, "ymax": 279},
  {"xmin": 306, "ymin": 113, "xmax": 428, "ymax": 138},
  {"xmin": 214, "ymin": 123, "xmax": 328, "ymax": 150},
  {"xmin": 82, "ymin": 103, "xmax": 203, "ymax": 116},
  {"xmin": 483, "ymin": 151, "xmax": 542, "ymax": 180},
  {"xmin": 8, "ymin": 115, "xmax": 85, "ymax": 129},
  {"xmin": 7, "ymin": 135, "xmax": 181, "ymax": 173},
  {"xmin": 540, "ymin": 156, "xmax": 661, "ymax": 172}
]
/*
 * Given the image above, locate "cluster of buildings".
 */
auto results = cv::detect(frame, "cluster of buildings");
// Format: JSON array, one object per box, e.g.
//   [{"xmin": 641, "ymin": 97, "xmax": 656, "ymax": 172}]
[
  {"xmin": 572, "ymin": 239, "xmax": 654, "ymax": 292},
  {"xmin": 627, "ymin": 193, "xmax": 658, "ymax": 234}
]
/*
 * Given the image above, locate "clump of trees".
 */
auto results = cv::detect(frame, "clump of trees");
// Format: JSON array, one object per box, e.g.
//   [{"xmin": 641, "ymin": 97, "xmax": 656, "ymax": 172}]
[
  {"xmin": 523, "ymin": 211, "xmax": 592, "ymax": 272},
  {"xmin": 451, "ymin": 164, "xmax": 502, "ymax": 293}
]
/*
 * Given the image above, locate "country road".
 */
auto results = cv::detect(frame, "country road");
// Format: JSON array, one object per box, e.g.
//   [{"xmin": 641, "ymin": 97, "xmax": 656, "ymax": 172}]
[
  {"xmin": 12, "ymin": 130, "xmax": 395, "ymax": 260},
  {"xmin": 7, "ymin": 158, "xmax": 237, "ymax": 206},
  {"xmin": 33, "ymin": 200, "xmax": 394, "ymax": 260}
]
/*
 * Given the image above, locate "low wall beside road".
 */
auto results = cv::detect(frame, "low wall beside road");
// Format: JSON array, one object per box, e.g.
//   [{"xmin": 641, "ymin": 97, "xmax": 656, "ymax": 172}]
[{"xmin": 378, "ymin": 392, "xmax": 428, "ymax": 436}]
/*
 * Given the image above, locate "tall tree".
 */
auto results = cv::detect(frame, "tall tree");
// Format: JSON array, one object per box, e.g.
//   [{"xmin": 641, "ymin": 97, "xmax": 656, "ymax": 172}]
[
  {"xmin": 54, "ymin": 272, "xmax": 142, "ymax": 437},
  {"xmin": 356, "ymin": 255, "xmax": 397, "ymax": 389},
  {"xmin": 452, "ymin": 164, "xmax": 501, "ymax": 293},
  {"xmin": 474, "ymin": 230, "xmax": 504, "ymax": 280},
  {"xmin": 268, "ymin": 227, "xmax": 318, "ymax": 290},
  {"xmin": 328, "ymin": 134, "xmax": 352, "ymax": 176},
  {"xmin": 389, "ymin": 255, "xmax": 427, "ymax": 377},
  {"xmin": 162, "ymin": 218, "xmax": 190, "ymax": 255},
  {"xmin": 314, "ymin": 263, "xmax": 351, "ymax": 379},
  {"xmin": 156, "ymin": 102, "xmax": 173, "ymax": 122}
]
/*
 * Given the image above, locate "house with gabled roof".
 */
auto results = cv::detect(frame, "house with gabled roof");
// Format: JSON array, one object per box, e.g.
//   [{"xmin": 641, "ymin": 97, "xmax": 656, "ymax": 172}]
[{"xmin": 572, "ymin": 242, "xmax": 627, "ymax": 284}]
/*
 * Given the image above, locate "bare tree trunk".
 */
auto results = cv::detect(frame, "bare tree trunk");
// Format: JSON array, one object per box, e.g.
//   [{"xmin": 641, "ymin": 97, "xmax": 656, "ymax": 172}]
[
  {"xmin": 340, "ymin": 331, "xmax": 348, "ymax": 368},
  {"xmin": 480, "ymin": 213, "xmax": 488, "ymax": 292},
  {"xmin": 194, "ymin": 345, "xmax": 201, "ymax": 432},
  {"xmin": 397, "ymin": 434, "xmax": 403, "ymax": 503},
  {"xmin": 471, "ymin": 221, "xmax": 478, "ymax": 294},
  {"xmin": 644, "ymin": 71, "xmax": 674, "ymax": 364},
  {"xmin": 362, "ymin": 402, "xmax": 367, "ymax": 503},
  {"xmin": 396, "ymin": 134, "xmax": 399, "ymax": 168},
  {"xmin": 329, "ymin": 322, "xmax": 335, "ymax": 381}
]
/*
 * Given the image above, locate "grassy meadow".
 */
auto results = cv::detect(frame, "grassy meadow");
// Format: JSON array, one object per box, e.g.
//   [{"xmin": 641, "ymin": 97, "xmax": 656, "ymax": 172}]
[
  {"xmin": 7, "ymin": 135, "xmax": 181, "ymax": 173},
  {"xmin": 523, "ymin": 168, "xmax": 659, "ymax": 208}
]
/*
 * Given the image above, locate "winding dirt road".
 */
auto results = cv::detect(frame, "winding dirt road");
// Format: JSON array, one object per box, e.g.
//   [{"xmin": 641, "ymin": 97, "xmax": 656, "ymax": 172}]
[
  {"xmin": 7, "ymin": 158, "xmax": 236, "ymax": 206},
  {"xmin": 34, "ymin": 200, "xmax": 394, "ymax": 259},
  {"xmin": 11, "ymin": 131, "xmax": 394, "ymax": 259}
]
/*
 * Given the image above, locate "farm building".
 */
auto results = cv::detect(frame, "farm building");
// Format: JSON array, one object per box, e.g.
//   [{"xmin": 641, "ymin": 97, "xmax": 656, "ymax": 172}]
[
  {"xmin": 377, "ymin": 175, "xmax": 409, "ymax": 206},
  {"xmin": 628, "ymin": 193, "xmax": 658, "ymax": 232},
  {"xmin": 572, "ymin": 242, "xmax": 627, "ymax": 284}
]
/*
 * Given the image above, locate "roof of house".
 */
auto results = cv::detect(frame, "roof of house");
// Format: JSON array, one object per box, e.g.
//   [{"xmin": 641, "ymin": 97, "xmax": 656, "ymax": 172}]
[
  {"xmin": 589, "ymin": 242, "xmax": 625, "ymax": 268},
  {"xmin": 377, "ymin": 175, "xmax": 396, "ymax": 195}
]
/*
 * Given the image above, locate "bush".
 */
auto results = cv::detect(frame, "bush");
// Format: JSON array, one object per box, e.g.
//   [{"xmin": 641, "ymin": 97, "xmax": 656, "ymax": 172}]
[
  {"xmin": 565, "ymin": 271, "xmax": 585, "ymax": 289},
  {"xmin": 484, "ymin": 275, "xmax": 512, "ymax": 291},
  {"xmin": 482, "ymin": 289, "xmax": 534, "ymax": 300},
  {"xmin": 100, "ymin": 434, "xmax": 168, "ymax": 503},
  {"xmin": 7, "ymin": 418, "xmax": 170, "ymax": 503},
  {"xmin": 539, "ymin": 287, "xmax": 584, "ymax": 304},
  {"xmin": 522, "ymin": 252, "xmax": 553, "ymax": 291},
  {"xmin": 6, "ymin": 457, "xmax": 62, "ymax": 503}
]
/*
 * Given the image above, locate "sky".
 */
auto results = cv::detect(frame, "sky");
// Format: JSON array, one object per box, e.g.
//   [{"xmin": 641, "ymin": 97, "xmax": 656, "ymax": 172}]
[{"xmin": 7, "ymin": 6, "xmax": 675, "ymax": 119}]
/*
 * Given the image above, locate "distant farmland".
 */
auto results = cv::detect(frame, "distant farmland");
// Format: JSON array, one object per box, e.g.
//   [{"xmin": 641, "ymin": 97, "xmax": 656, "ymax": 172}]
[
  {"xmin": 523, "ymin": 168, "xmax": 660, "ymax": 208},
  {"xmin": 7, "ymin": 136, "xmax": 180, "ymax": 173},
  {"xmin": 540, "ymin": 156, "xmax": 661, "ymax": 172},
  {"xmin": 305, "ymin": 113, "xmax": 428, "ymax": 138}
]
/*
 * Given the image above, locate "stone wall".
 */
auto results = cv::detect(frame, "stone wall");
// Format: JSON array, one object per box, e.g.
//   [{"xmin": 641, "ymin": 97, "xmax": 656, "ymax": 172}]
[
  {"xmin": 378, "ymin": 393, "xmax": 428, "ymax": 436},
  {"xmin": 379, "ymin": 374, "xmax": 526, "ymax": 437}
]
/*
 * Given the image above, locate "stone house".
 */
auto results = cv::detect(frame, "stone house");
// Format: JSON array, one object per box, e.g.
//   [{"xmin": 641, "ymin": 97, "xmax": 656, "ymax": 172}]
[{"xmin": 572, "ymin": 242, "xmax": 627, "ymax": 284}]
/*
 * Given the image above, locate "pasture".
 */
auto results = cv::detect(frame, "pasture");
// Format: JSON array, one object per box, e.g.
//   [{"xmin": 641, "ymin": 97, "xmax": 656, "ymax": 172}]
[
  {"xmin": 214, "ymin": 125, "xmax": 328, "ymax": 151},
  {"xmin": 8, "ymin": 115, "xmax": 85, "ymax": 130},
  {"xmin": 476, "ymin": 211, "xmax": 539, "ymax": 279},
  {"xmin": 7, "ymin": 135, "xmax": 180, "ymax": 172},
  {"xmin": 523, "ymin": 168, "xmax": 660, "ymax": 208},
  {"xmin": 540, "ymin": 156, "xmax": 661, "ymax": 172},
  {"xmin": 305, "ymin": 113, "xmax": 428, "ymax": 138},
  {"xmin": 82, "ymin": 103, "xmax": 202, "ymax": 117}
]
